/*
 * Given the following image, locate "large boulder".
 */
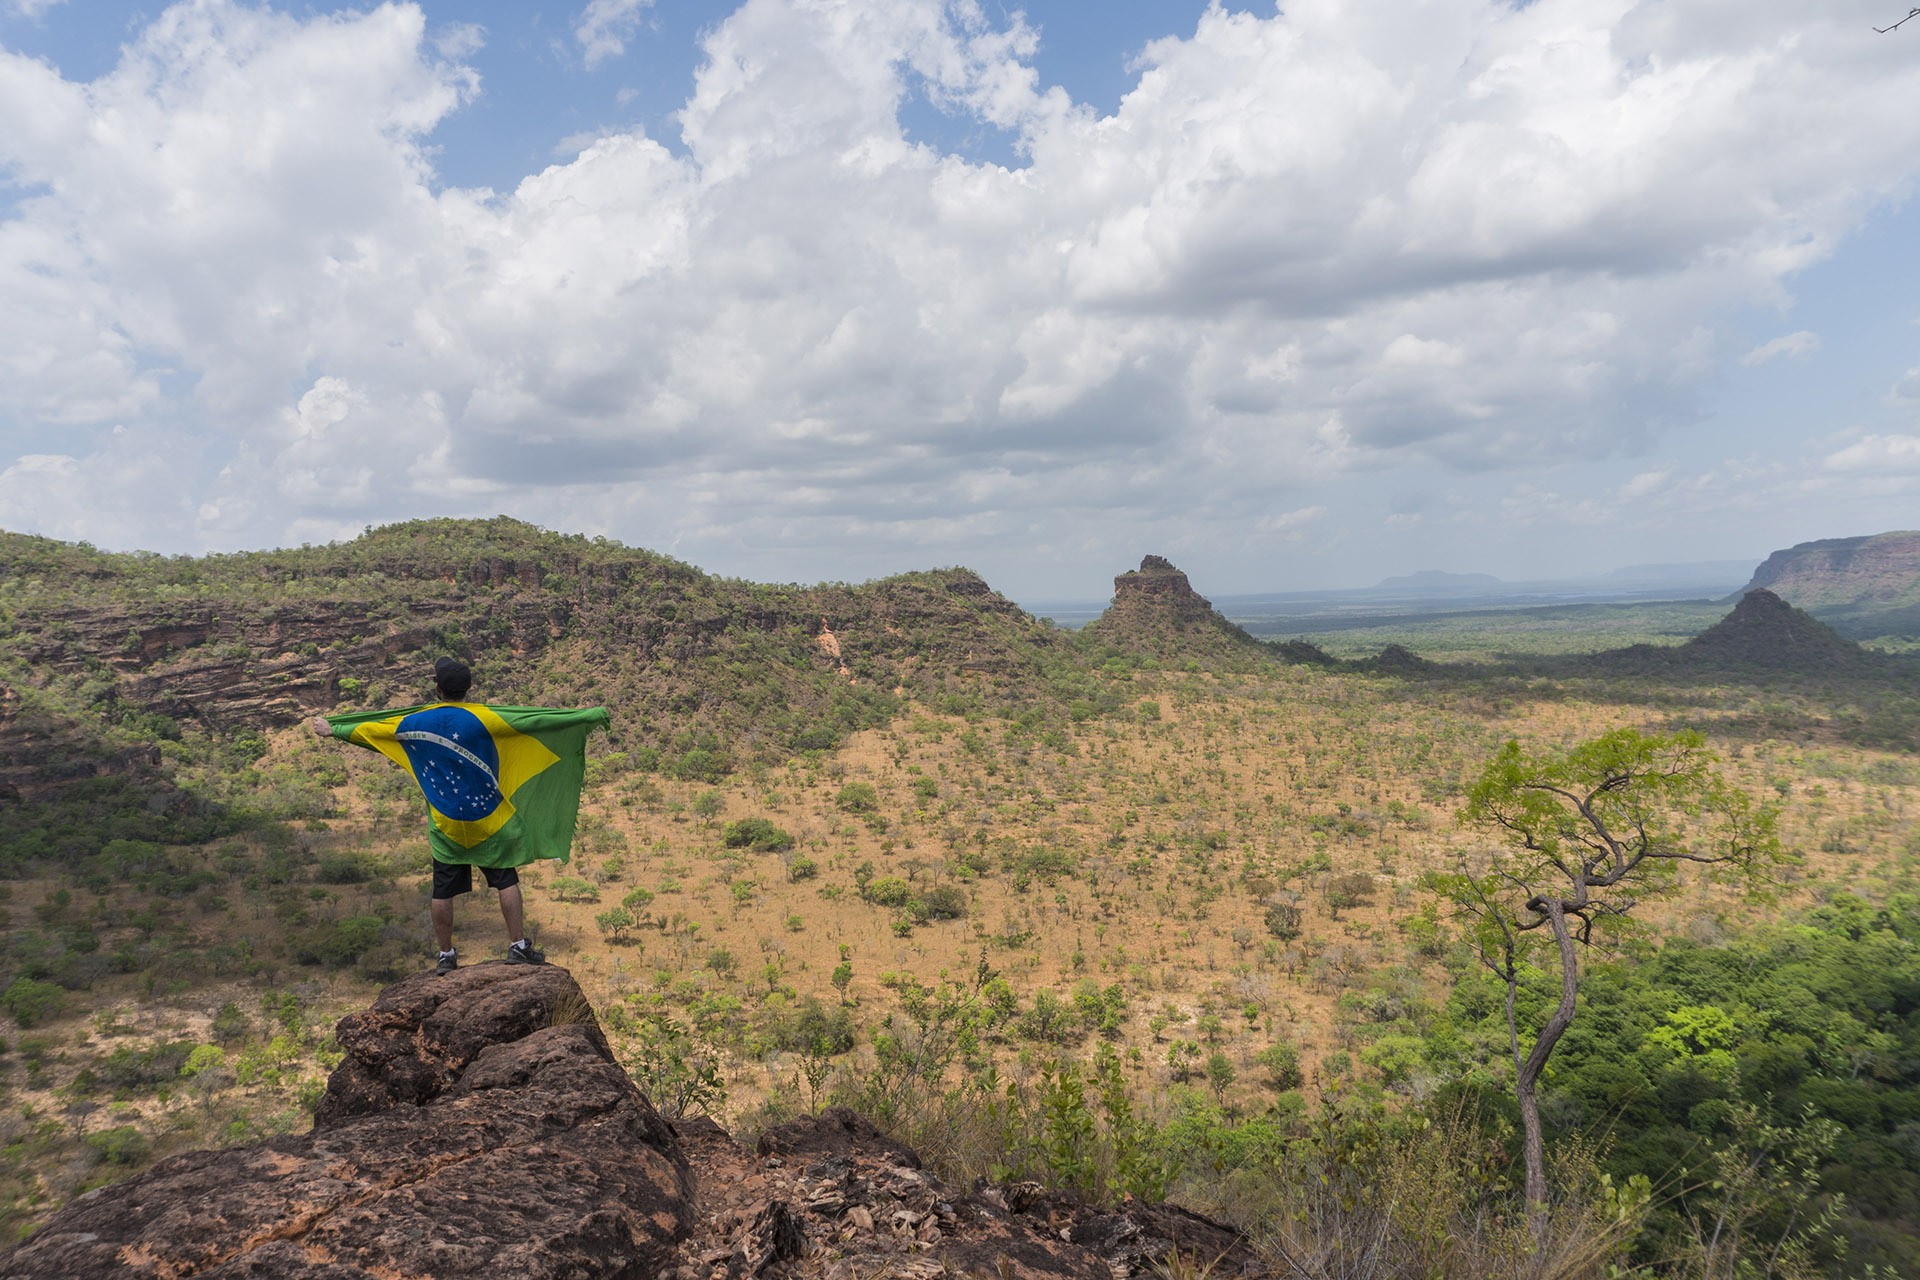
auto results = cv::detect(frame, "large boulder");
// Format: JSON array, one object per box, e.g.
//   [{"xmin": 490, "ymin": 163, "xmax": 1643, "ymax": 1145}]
[{"xmin": 0, "ymin": 963, "xmax": 692, "ymax": 1280}]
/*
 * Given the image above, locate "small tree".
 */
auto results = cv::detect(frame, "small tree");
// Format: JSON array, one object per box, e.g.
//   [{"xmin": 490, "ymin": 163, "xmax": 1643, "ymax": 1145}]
[
  {"xmin": 1204, "ymin": 1051, "xmax": 1236, "ymax": 1105},
  {"xmin": 1431, "ymin": 728, "xmax": 1780, "ymax": 1223},
  {"xmin": 595, "ymin": 907, "xmax": 635, "ymax": 944}
]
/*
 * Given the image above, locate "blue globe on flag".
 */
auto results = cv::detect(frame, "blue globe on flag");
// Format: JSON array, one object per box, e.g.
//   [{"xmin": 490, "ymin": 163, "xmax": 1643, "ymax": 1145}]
[{"xmin": 395, "ymin": 705, "xmax": 506, "ymax": 822}]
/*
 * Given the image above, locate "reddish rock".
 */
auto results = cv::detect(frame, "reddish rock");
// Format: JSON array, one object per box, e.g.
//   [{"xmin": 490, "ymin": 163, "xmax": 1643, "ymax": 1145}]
[
  {"xmin": 1109, "ymin": 555, "xmax": 1216, "ymax": 624},
  {"xmin": 0, "ymin": 963, "xmax": 1267, "ymax": 1280},
  {"xmin": 316, "ymin": 961, "xmax": 609, "ymax": 1123},
  {"xmin": 0, "ymin": 964, "xmax": 692, "ymax": 1280},
  {"xmin": 755, "ymin": 1106, "xmax": 921, "ymax": 1168}
]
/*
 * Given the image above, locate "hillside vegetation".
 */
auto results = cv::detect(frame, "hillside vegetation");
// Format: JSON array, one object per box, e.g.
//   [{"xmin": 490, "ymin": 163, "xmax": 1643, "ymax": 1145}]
[{"xmin": 0, "ymin": 519, "xmax": 1917, "ymax": 1276}]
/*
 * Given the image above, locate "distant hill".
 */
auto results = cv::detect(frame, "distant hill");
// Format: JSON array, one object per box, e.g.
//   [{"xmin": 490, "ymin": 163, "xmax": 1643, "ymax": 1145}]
[
  {"xmin": 1681, "ymin": 589, "xmax": 1867, "ymax": 670},
  {"xmin": 1570, "ymin": 590, "xmax": 1875, "ymax": 677},
  {"xmin": 1737, "ymin": 531, "xmax": 1920, "ymax": 639}
]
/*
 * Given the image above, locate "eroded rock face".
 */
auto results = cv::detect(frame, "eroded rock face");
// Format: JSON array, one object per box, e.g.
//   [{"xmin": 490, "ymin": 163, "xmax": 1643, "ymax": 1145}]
[
  {"xmin": 1109, "ymin": 556, "xmax": 1214, "ymax": 623},
  {"xmin": 2, "ymin": 966, "xmax": 1268, "ymax": 1280},
  {"xmin": 0, "ymin": 964, "xmax": 693, "ymax": 1280},
  {"xmin": 665, "ymin": 1107, "xmax": 1268, "ymax": 1280}
]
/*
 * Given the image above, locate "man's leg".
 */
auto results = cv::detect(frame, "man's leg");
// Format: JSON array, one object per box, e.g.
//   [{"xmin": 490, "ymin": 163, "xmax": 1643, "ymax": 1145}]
[
  {"xmin": 431, "ymin": 897, "xmax": 454, "ymax": 952},
  {"xmin": 498, "ymin": 883, "xmax": 525, "ymax": 944}
]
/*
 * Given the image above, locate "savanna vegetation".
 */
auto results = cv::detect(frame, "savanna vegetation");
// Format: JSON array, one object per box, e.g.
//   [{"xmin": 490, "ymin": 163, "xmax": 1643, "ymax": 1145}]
[{"xmin": 0, "ymin": 518, "xmax": 1917, "ymax": 1278}]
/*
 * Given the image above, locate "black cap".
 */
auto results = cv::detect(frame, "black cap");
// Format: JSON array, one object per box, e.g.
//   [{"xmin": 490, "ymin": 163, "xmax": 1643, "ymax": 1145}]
[{"xmin": 434, "ymin": 657, "xmax": 472, "ymax": 700}]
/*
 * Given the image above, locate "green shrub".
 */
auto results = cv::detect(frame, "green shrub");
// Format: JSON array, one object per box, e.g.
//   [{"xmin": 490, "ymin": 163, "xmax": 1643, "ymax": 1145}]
[
  {"xmin": 2, "ymin": 978, "xmax": 65, "ymax": 1027},
  {"xmin": 1255, "ymin": 1042, "xmax": 1304, "ymax": 1090},
  {"xmin": 835, "ymin": 782, "xmax": 879, "ymax": 813},
  {"xmin": 99, "ymin": 1040, "xmax": 195, "ymax": 1089},
  {"xmin": 295, "ymin": 916, "xmax": 384, "ymax": 968},
  {"xmin": 923, "ymin": 884, "xmax": 967, "ymax": 920},
  {"xmin": 770, "ymin": 997, "xmax": 856, "ymax": 1055},
  {"xmin": 314, "ymin": 853, "xmax": 371, "ymax": 884},
  {"xmin": 1017, "ymin": 989, "xmax": 1080, "ymax": 1044},
  {"xmin": 723, "ymin": 817, "xmax": 795, "ymax": 851},
  {"xmin": 864, "ymin": 876, "xmax": 913, "ymax": 908},
  {"xmin": 84, "ymin": 1125, "xmax": 151, "ymax": 1167},
  {"xmin": 787, "ymin": 856, "xmax": 818, "ymax": 881},
  {"xmin": 549, "ymin": 877, "xmax": 600, "ymax": 902}
]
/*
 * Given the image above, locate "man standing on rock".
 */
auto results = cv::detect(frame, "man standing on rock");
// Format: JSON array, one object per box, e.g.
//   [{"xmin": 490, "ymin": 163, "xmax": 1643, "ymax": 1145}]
[{"xmin": 309, "ymin": 657, "xmax": 610, "ymax": 974}]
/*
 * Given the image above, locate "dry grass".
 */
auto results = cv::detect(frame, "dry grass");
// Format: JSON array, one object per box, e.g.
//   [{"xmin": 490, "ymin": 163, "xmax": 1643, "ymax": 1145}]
[{"xmin": 0, "ymin": 660, "xmax": 1912, "ymax": 1250}]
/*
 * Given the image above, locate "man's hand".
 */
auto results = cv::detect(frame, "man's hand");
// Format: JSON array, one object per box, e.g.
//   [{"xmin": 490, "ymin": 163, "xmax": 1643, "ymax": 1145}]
[{"xmin": 309, "ymin": 715, "xmax": 332, "ymax": 739}]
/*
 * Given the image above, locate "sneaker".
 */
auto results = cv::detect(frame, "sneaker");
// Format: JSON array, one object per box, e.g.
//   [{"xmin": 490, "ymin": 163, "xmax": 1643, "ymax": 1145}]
[
  {"xmin": 434, "ymin": 950, "xmax": 458, "ymax": 976},
  {"xmin": 506, "ymin": 940, "xmax": 546, "ymax": 965}
]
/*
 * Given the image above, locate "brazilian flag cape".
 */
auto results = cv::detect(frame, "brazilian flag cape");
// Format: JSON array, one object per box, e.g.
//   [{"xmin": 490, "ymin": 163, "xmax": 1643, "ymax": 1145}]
[{"xmin": 326, "ymin": 703, "xmax": 610, "ymax": 869}]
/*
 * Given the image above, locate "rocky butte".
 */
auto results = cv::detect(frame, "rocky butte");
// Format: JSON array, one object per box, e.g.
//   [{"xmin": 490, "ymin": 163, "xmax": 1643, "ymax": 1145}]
[
  {"xmin": 1079, "ymin": 556, "xmax": 1268, "ymax": 666},
  {"xmin": 0, "ymin": 965, "xmax": 1263, "ymax": 1280}
]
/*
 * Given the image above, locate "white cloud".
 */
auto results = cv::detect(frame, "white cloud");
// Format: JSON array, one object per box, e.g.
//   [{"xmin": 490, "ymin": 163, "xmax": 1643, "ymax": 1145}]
[
  {"xmin": 575, "ymin": 0, "xmax": 654, "ymax": 69},
  {"xmin": 2, "ymin": 1, "xmax": 1920, "ymax": 591},
  {"xmin": 1824, "ymin": 432, "xmax": 1920, "ymax": 474},
  {"xmin": 1740, "ymin": 330, "xmax": 1820, "ymax": 366},
  {"xmin": 1256, "ymin": 505, "xmax": 1326, "ymax": 537},
  {"xmin": 3, "ymin": 1, "xmax": 67, "ymax": 20}
]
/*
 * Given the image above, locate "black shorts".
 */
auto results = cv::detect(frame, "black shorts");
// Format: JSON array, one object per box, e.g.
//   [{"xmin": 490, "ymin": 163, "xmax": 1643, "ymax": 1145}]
[{"xmin": 431, "ymin": 860, "xmax": 519, "ymax": 900}]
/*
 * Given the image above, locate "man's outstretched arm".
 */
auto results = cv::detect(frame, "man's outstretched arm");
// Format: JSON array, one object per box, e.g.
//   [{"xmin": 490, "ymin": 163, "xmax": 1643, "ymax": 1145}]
[{"xmin": 310, "ymin": 715, "xmax": 332, "ymax": 738}]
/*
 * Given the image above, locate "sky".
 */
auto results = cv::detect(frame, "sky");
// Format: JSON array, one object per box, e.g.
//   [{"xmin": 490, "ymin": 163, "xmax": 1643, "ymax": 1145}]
[{"xmin": 4, "ymin": 1, "xmax": 1920, "ymax": 602}]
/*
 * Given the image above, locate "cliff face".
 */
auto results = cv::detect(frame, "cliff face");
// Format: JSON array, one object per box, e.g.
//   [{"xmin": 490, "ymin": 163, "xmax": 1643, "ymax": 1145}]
[
  {"xmin": 1103, "ymin": 556, "xmax": 1218, "ymax": 625},
  {"xmin": 1736, "ymin": 531, "xmax": 1920, "ymax": 639},
  {"xmin": 1743, "ymin": 531, "xmax": 1920, "ymax": 608},
  {"xmin": 0, "ymin": 966, "xmax": 1266, "ymax": 1280}
]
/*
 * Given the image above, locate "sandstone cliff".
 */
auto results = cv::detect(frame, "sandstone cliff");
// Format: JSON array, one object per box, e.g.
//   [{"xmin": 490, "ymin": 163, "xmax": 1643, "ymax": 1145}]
[
  {"xmin": 0, "ymin": 965, "xmax": 1264, "ymax": 1280},
  {"xmin": 1737, "ymin": 530, "xmax": 1920, "ymax": 639}
]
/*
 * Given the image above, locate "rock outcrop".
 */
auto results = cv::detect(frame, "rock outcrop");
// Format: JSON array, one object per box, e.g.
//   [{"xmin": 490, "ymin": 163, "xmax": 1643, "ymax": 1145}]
[
  {"xmin": 665, "ymin": 1106, "xmax": 1266, "ymax": 1280},
  {"xmin": 1, "ymin": 966, "xmax": 1268, "ymax": 1280},
  {"xmin": 0, "ymin": 964, "xmax": 693, "ymax": 1280},
  {"xmin": 1081, "ymin": 556, "xmax": 1268, "ymax": 666},
  {"xmin": 1106, "ymin": 556, "xmax": 1218, "ymax": 625}
]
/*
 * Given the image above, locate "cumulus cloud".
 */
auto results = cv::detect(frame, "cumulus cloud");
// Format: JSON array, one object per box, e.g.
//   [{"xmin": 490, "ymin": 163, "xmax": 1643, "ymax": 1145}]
[
  {"xmin": 3, "ymin": 0, "xmax": 1920, "ymax": 589},
  {"xmin": 1825, "ymin": 432, "xmax": 1920, "ymax": 474},
  {"xmin": 1741, "ymin": 331, "xmax": 1821, "ymax": 366},
  {"xmin": 1887, "ymin": 366, "xmax": 1920, "ymax": 403},
  {"xmin": 575, "ymin": 0, "xmax": 655, "ymax": 68}
]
